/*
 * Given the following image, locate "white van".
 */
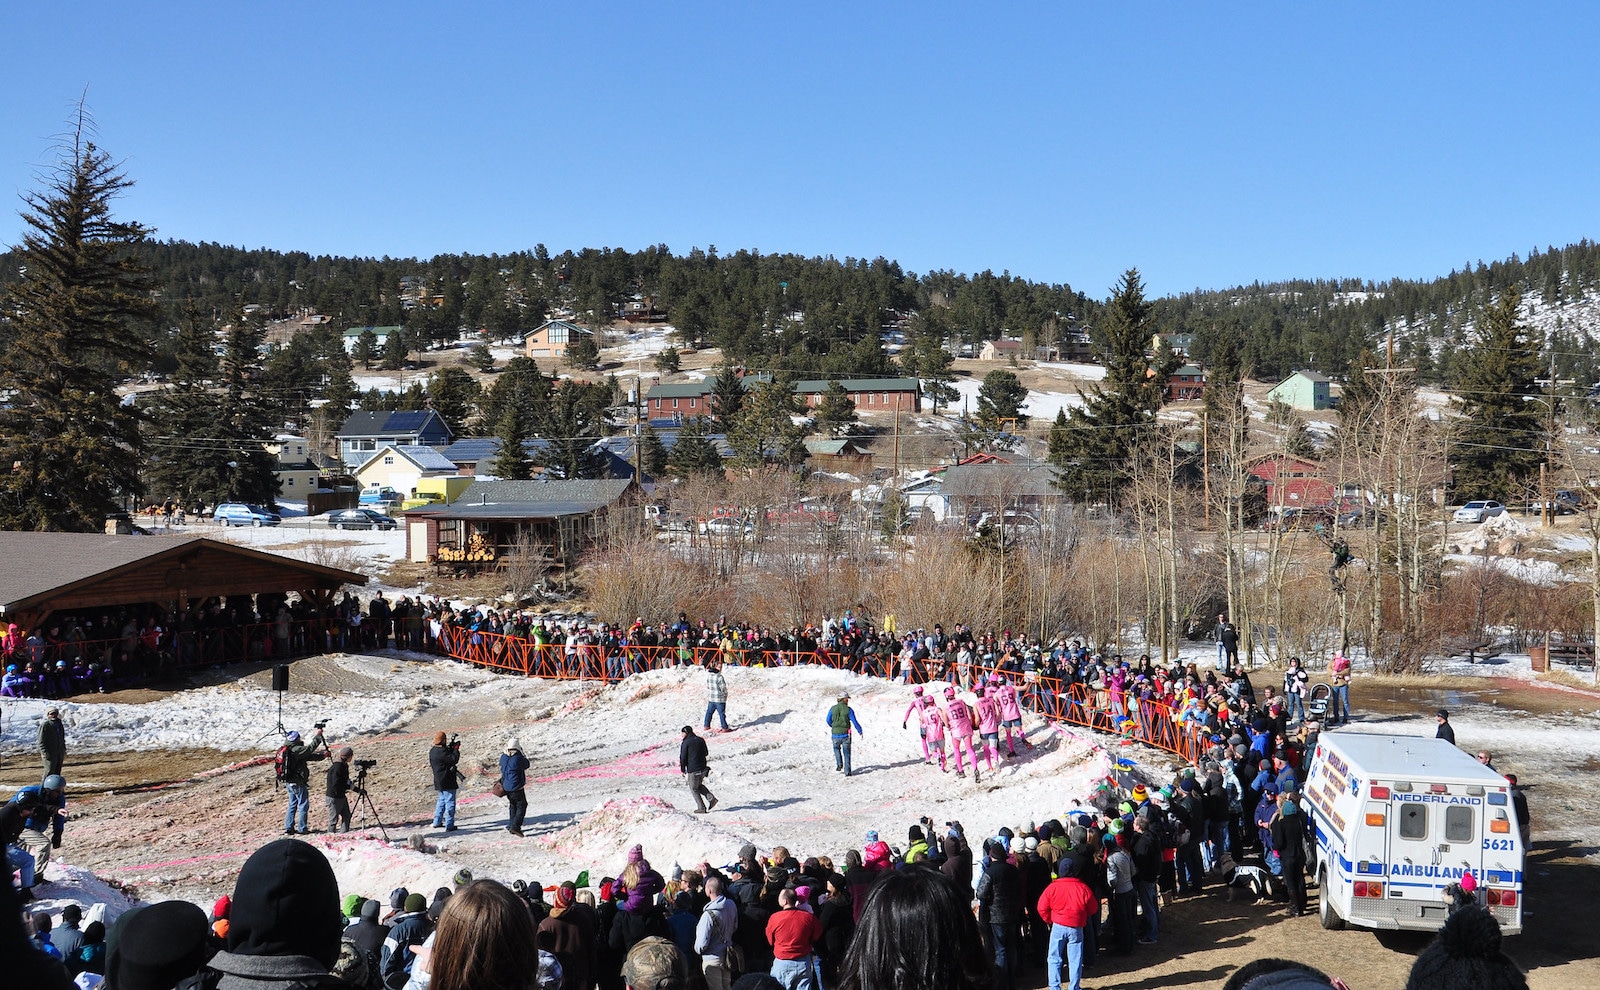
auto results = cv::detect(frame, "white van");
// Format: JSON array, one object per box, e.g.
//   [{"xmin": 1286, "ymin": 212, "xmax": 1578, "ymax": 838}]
[{"xmin": 1302, "ymin": 732, "xmax": 1523, "ymax": 935}]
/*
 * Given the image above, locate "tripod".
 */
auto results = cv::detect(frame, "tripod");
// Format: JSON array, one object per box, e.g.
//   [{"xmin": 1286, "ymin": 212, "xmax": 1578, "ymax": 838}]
[{"xmin": 350, "ymin": 766, "xmax": 391, "ymax": 842}]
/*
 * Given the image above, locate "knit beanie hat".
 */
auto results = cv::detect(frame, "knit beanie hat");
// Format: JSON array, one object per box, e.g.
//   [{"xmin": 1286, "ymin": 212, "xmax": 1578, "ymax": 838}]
[
  {"xmin": 453, "ymin": 868, "xmax": 475, "ymax": 889},
  {"xmin": 227, "ymin": 838, "xmax": 344, "ymax": 969},
  {"xmin": 342, "ymin": 894, "xmax": 364, "ymax": 919},
  {"xmin": 1131, "ymin": 784, "xmax": 1148, "ymax": 802},
  {"xmin": 106, "ymin": 899, "xmax": 211, "ymax": 990},
  {"xmin": 404, "ymin": 892, "xmax": 428, "ymax": 915},
  {"xmin": 1404, "ymin": 905, "xmax": 1527, "ymax": 990},
  {"xmin": 389, "ymin": 888, "xmax": 410, "ymax": 911},
  {"xmin": 552, "ymin": 883, "xmax": 576, "ymax": 909},
  {"xmin": 360, "ymin": 899, "xmax": 381, "ymax": 922},
  {"xmin": 628, "ymin": 843, "xmax": 645, "ymax": 865}
]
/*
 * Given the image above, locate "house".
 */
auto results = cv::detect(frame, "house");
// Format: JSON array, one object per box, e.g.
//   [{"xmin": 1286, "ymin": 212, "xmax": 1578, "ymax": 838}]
[
  {"xmin": 403, "ymin": 478, "xmax": 639, "ymax": 567},
  {"xmin": 265, "ymin": 434, "xmax": 323, "ymax": 499},
  {"xmin": 1165, "ymin": 364, "xmax": 1206, "ymax": 402},
  {"xmin": 939, "ymin": 460, "xmax": 1066, "ymax": 524},
  {"xmin": 1058, "ymin": 332, "xmax": 1095, "ymax": 364},
  {"xmin": 524, "ymin": 319, "xmax": 594, "ymax": 361},
  {"xmin": 1250, "ymin": 454, "xmax": 1335, "ymax": 508},
  {"xmin": 335, "ymin": 410, "xmax": 454, "ymax": 468},
  {"xmin": 1152, "ymin": 331, "xmax": 1195, "ymax": 358},
  {"xmin": 979, "ymin": 339, "xmax": 1025, "ymax": 361},
  {"xmin": 899, "ymin": 473, "xmax": 950, "ymax": 522},
  {"xmin": 438, "ymin": 437, "xmax": 547, "ymax": 477},
  {"xmin": 644, "ymin": 376, "xmax": 921, "ymax": 426},
  {"xmin": 342, "ymin": 326, "xmax": 403, "ymax": 355},
  {"xmin": 354, "ymin": 445, "xmax": 461, "ymax": 498},
  {"xmin": 1267, "ymin": 370, "xmax": 1336, "ymax": 411},
  {"xmin": 805, "ymin": 438, "xmax": 874, "ymax": 473}
]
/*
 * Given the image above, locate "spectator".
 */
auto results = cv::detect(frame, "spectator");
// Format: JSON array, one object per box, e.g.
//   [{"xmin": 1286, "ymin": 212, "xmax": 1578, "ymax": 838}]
[
  {"xmin": 765, "ymin": 888, "xmax": 822, "ymax": 990},
  {"xmin": 347, "ymin": 898, "xmax": 390, "ymax": 978},
  {"xmin": 1506, "ymin": 773, "xmax": 1532, "ymax": 848},
  {"xmin": 815, "ymin": 874, "xmax": 853, "ymax": 986},
  {"xmin": 704, "ymin": 660, "xmax": 730, "ymax": 732},
  {"xmin": 197, "ymin": 838, "xmax": 345, "ymax": 989},
  {"xmin": 1270, "ymin": 793, "xmax": 1309, "ymax": 917},
  {"xmin": 1129, "ymin": 814, "xmax": 1161, "ymax": 944},
  {"xmin": 281, "ymin": 728, "xmax": 327, "ymax": 835},
  {"xmin": 1405, "ymin": 904, "xmax": 1527, "ymax": 990},
  {"xmin": 325, "ymin": 746, "xmax": 354, "ymax": 833},
  {"xmin": 39, "ymin": 706, "xmax": 67, "ymax": 777},
  {"xmin": 975, "ymin": 837, "xmax": 1022, "ymax": 990},
  {"xmin": 104, "ymin": 900, "xmax": 211, "ymax": 990},
  {"xmin": 69, "ymin": 920, "xmax": 106, "ymax": 978},
  {"xmin": 31, "ymin": 910, "xmax": 63, "ymax": 959},
  {"xmin": 500, "ymin": 738, "xmax": 531, "ymax": 837},
  {"xmin": 51, "ymin": 903, "xmax": 85, "ymax": 957},
  {"xmin": 383, "ymin": 892, "xmax": 434, "ymax": 990},
  {"xmin": 1435, "ymin": 709, "xmax": 1456, "ymax": 746},
  {"xmin": 836, "ymin": 867, "xmax": 989, "ymax": 990},
  {"xmin": 622, "ymin": 935, "xmax": 688, "ymax": 990},
  {"xmin": 428, "ymin": 880, "xmax": 539, "ymax": 990},
  {"xmin": 695, "ymin": 874, "xmax": 739, "ymax": 990},
  {"xmin": 540, "ymin": 882, "xmax": 596, "ymax": 990},
  {"xmin": 1221, "ymin": 959, "xmax": 1338, "ymax": 990},
  {"xmin": 1037, "ymin": 857, "xmax": 1100, "ymax": 990}
]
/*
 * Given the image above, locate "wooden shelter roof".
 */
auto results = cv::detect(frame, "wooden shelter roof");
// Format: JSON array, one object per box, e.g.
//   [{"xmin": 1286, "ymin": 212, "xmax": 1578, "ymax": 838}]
[{"xmin": 0, "ymin": 533, "xmax": 367, "ymax": 619}]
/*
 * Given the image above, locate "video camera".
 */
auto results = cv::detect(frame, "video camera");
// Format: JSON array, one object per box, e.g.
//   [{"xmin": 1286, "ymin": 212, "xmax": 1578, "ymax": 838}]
[
  {"xmin": 448, "ymin": 733, "xmax": 461, "ymax": 749},
  {"xmin": 313, "ymin": 719, "xmax": 330, "ymax": 731},
  {"xmin": 355, "ymin": 759, "xmax": 378, "ymax": 770}
]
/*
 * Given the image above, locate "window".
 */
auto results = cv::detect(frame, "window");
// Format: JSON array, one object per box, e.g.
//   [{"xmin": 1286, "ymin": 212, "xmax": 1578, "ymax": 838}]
[
  {"xmin": 383, "ymin": 456, "xmax": 395, "ymax": 465},
  {"xmin": 1398, "ymin": 804, "xmax": 1427, "ymax": 840},
  {"xmin": 359, "ymin": 440, "xmax": 376, "ymax": 451},
  {"xmin": 673, "ymin": 398, "xmax": 679, "ymax": 408},
  {"xmin": 287, "ymin": 478, "xmax": 295, "ymax": 487},
  {"xmin": 1444, "ymin": 805, "xmax": 1474, "ymax": 843}
]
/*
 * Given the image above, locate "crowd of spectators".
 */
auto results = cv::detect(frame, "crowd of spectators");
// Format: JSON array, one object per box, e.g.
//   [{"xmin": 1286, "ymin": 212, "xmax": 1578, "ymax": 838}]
[{"xmin": 12, "ymin": 786, "xmax": 1528, "ymax": 990}]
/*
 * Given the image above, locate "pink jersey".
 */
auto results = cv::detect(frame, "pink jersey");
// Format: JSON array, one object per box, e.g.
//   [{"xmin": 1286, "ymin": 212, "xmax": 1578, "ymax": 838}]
[
  {"xmin": 921, "ymin": 701, "xmax": 947, "ymax": 741},
  {"xmin": 976, "ymin": 696, "xmax": 1001, "ymax": 734},
  {"xmin": 945, "ymin": 699, "xmax": 975, "ymax": 737},
  {"xmin": 997, "ymin": 683, "xmax": 1023, "ymax": 721}
]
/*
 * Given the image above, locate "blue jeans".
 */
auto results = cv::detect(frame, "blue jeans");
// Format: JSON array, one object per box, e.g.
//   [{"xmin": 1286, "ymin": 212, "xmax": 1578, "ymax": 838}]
[
  {"xmin": 434, "ymin": 789, "xmax": 457, "ymax": 828},
  {"xmin": 993, "ymin": 921, "xmax": 1020, "ymax": 990},
  {"xmin": 770, "ymin": 955, "xmax": 815, "ymax": 990},
  {"xmin": 6, "ymin": 844, "xmax": 36, "ymax": 888},
  {"xmin": 704, "ymin": 701, "xmax": 728, "ymax": 730},
  {"xmin": 1287, "ymin": 693, "xmax": 1304, "ymax": 722},
  {"xmin": 1135, "ymin": 880, "xmax": 1159, "ymax": 941},
  {"xmin": 1048, "ymin": 924, "xmax": 1085, "ymax": 990},
  {"xmin": 1332, "ymin": 684, "xmax": 1350, "ymax": 722},
  {"xmin": 284, "ymin": 782, "xmax": 309, "ymax": 832},
  {"xmin": 831, "ymin": 735, "xmax": 852, "ymax": 774}
]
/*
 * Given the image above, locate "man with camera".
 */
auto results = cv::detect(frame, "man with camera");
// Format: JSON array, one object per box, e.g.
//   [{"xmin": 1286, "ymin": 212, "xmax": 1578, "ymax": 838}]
[
  {"xmin": 429, "ymin": 731, "xmax": 461, "ymax": 831},
  {"xmin": 283, "ymin": 724, "xmax": 328, "ymax": 835},
  {"xmin": 326, "ymin": 746, "xmax": 355, "ymax": 833}
]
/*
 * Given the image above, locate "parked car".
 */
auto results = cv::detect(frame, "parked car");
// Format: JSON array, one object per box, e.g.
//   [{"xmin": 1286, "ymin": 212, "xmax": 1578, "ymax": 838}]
[
  {"xmin": 325, "ymin": 508, "xmax": 398, "ymax": 531},
  {"xmin": 701, "ymin": 516, "xmax": 754, "ymax": 538},
  {"xmin": 1453, "ymin": 500, "xmax": 1505, "ymax": 524},
  {"xmin": 359, "ymin": 486, "xmax": 401, "ymax": 506},
  {"xmin": 214, "ymin": 503, "xmax": 282, "ymax": 527}
]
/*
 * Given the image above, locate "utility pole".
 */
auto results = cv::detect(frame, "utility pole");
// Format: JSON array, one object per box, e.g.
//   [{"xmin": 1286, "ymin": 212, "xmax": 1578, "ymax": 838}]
[{"xmin": 1202, "ymin": 409, "xmax": 1211, "ymax": 528}]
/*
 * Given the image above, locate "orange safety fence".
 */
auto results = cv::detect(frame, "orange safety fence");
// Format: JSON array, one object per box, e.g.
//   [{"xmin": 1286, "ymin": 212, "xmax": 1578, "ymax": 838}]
[{"xmin": 433, "ymin": 625, "xmax": 1204, "ymax": 765}]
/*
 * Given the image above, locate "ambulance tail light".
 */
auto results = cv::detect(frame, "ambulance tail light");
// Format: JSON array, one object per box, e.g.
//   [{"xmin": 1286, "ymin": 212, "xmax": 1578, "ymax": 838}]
[
  {"xmin": 1499, "ymin": 890, "xmax": 1517, "ymax": 907},
  {"xmin": 1370, "ymin": 785, "xmax": 1391, "ymax": 799},
  {"xmin": 1490, "ymin": 819, "xmax": 1510, "ymax": 834},
  {"xmin": 1366, "ymin": 883, "xmax": 1384, "ymax": 898},
  {"xmin": 1365, "ymin": 812, "xmax": 1386, "ymax": 826},
  {"xmin": 1486, "ymin": 889, "xmax": 1500, "ymax": 906},
  {"xmin": 1354, "ymin": 882, "xmax": 1369, "ymax": 897},
  {"xmin": 1428, "ymin": 783, "xmax": 1449, "ymax": 794}
]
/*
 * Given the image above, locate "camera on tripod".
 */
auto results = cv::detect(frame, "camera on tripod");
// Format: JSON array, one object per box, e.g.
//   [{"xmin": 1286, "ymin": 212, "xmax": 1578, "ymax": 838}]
[
  {"xmin": 313, "ymin": 718, "xmax": 330, "ymax": 731},
  {"xmin": 355, "ymin": 759, "xmax": 378, "ymax": 770},
  {"xmin": 448, "ymin": 733, "xmax": 461, "ymax": 749}
]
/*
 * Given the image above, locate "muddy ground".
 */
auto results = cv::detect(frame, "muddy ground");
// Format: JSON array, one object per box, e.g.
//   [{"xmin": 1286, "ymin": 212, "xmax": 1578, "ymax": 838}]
[{"xmin": 4, "ymin": 663, "xmax": 1595, "ymax": 989}]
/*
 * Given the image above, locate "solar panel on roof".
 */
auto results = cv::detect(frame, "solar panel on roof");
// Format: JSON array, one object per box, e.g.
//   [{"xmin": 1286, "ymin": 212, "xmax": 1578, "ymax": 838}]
[{"xmin": 385, "ymin": 411, "xmax": 430, "ymax": 430}]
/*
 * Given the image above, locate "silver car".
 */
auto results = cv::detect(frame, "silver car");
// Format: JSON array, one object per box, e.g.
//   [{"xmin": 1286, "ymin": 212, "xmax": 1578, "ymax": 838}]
[{"xmin": 1452, "ymin": 500, "xmax": 1505, "ymax": 524}]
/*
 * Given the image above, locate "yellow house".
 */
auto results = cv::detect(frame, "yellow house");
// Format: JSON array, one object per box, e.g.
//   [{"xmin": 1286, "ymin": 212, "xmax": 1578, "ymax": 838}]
[
  {"xmin": 523, "ymin": 319, "xmax": 594, "ymax": 361},
  {"xmin": 266, "ymin": 434, "xmax": 323, "ymax": 500},
  {"xmin": 354, "ymin": 444, "xmax": 459, "ymax": 500}
]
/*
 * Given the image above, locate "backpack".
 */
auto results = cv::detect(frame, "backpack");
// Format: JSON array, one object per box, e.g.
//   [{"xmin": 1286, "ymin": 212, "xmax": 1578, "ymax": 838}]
[{"xmin": 274, "ymin": 744, "xmax": 290, "ymax": 784}]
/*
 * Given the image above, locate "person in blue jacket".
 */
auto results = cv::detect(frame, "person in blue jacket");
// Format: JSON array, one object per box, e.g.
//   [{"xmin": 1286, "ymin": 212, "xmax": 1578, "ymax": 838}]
[
  {"xmin": 826, "ymin": 691, "xmax": 864, "ymax": 776},
  {"xmin": 500, "ymin": 737, "xmax": 531, "ymax": 836}
]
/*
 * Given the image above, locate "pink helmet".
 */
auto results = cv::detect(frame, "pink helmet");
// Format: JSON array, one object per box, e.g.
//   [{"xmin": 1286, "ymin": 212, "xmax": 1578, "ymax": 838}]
[
  {"xmin": 913, "ymin": 685, "xmax": 925, "ymax": 696},
  {"xmin": 944, "ymin": 686, "xmax": 957, "ymax": 698},
  {"xmin": 984, "ymin": 686, "xmax": 998, "ymax": 697}
]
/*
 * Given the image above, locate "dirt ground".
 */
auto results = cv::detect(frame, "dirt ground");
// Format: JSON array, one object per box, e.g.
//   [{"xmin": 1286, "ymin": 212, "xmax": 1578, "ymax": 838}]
[{"xmin": 8, "ymin": 663, "xmax": 1596, "ymax": 989}]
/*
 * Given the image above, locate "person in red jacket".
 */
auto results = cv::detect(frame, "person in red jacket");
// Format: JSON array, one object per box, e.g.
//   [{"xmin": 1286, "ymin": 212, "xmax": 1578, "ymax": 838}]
[
  {"xmin": 765, "ymin": 888, "xmax": 822, "ymax": 990},
  {"xmin": 1037, "ymin": 859, "xmax": 1101, "ymax": 990}
]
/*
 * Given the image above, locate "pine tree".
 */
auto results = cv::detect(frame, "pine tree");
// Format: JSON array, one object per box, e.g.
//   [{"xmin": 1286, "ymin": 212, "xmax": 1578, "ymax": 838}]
[
  {"xmin": 212, "ymin": 314, "xmax": 282, "ymax": 505},
  {"xmin": 352, "ymin": 329, "xmax": 379, "ymax": 369},
  {"xmin": 709, "ymin": 360, "xmax": 746, "ymax": 429},
  {"xmin": 479, "ymin": 357, "xmax": 552, "ymax": 436},
  {"xmin": 566, "ymin": 333, "xmax": 600, "ymax": 370},
  {"xmin": 639, "ymin": 425, "xmax": 669, "ymax": 477},
  {"xmin": 729, "ymin": 377, "xmax": 807, "ymax": 467},
  {"xmin": 1048, "ymin": 269, "xmax": 1177, "ymax": 502},
  {"xmin": 534, "ymin": 380, "xmax": 611, "ymax": 478},
  {"xmin": 811, "ymin": 381, "xmax": 860, "ymax": 437},
  {"xmin": 427, "ymin": 367, "xmax": 481, "ymax": 434},
  {"xmin": 654, "ymin": 347, "xmax": 681, "ymax": 374},
  {"xmin": 667, "ymin": 416, "xmax": 724, "ymax": 475},
  {"xmin": 468, "ymin": 343, "xmax": 496, "ymax": 373},
  {"xmin": 0, "ymin": 122, "xmax": 160, "ymax": 530},
  {"xmin": 1451, "ymin": 286, "xmax": 1546, "ymax": 501},
  {"xmin": 381, "ymin": 328, "xmax": 410, "ymax": 370},
  {"xmin": 976, "ymin": 370, "xmax": 1029, "ymax": 429},
  {"xmin": 491, "ymin": 410, "xmax": 532, "ymax": 480}
]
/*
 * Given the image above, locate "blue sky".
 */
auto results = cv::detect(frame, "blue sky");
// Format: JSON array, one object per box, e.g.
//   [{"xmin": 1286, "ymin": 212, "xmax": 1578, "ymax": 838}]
[{"xmin": 3, "ymin": 3, "xmax": 1598, "ymax": 298}]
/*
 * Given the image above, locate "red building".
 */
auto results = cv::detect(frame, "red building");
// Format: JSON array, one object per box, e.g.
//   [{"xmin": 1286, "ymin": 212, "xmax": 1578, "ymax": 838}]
[
  {"xmin": 1250, "ymin": 455, "xmax": 1335, "ymax": 507},
  {"xmin": 646, "ymin": 376, "xmax": 920, "ymax": 425}
]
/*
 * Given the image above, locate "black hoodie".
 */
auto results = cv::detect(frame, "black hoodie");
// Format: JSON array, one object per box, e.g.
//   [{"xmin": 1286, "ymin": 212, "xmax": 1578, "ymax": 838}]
[{"xmin": 206, "ymin": 838, "xmax": 344, "ymax": 989}]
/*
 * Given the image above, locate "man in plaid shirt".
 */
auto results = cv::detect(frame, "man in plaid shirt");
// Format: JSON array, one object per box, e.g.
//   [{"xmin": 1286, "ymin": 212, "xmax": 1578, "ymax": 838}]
[{"xmin": 704, "ymin": 659, "xmax": 730, "ymax": 731}]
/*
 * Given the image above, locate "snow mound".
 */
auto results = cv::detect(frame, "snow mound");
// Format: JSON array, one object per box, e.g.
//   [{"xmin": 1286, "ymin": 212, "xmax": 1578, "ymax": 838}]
[
  {"xmin": 536, "ymin": 796, "xmax": 751, "ymax": 876},
  {"xmin": 1453, "ymin": 513, "xmax": 1532, "ymax": 554}
]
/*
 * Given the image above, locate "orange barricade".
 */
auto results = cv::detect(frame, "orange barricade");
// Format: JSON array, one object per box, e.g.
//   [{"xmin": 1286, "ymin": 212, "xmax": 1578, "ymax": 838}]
[{"xmin": 433, "ymin": 624, "xmax": 1203, "ymax": 766}]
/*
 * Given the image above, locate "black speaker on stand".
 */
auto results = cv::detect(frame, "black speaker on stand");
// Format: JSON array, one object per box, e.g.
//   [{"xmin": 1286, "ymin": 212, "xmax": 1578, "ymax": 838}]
[{"xmin": 270, "ymin": 663, "xmax": 290, "ymax": 736}]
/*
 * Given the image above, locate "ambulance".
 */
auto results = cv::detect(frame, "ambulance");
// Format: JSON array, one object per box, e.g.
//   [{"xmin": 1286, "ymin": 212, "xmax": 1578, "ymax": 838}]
[{"xmin": 1301, "ymin": 731, "xmax": 1523, "ymax": 934}]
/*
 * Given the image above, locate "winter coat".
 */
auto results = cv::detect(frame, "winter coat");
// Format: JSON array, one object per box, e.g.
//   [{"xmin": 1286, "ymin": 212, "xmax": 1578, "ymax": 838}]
[
  {"xmin": 1036, "ymin": 876, "xmax": 1100, "ymax": 929},
  {"xmin": 608, "ymin": 904, "xmax": 670, "ymax": 958},
  {"xmin": 380, "ymin": 912, "xmax": 431, "ymax": 990},
  {"xmin": 862, "ymin": 841, "xmax": 893, "ymax": 870},
  {"xmin": 539, "ymin": 907, "xmax": 595, "ymax": 990},
  {"xmin": 694, "ymin": 895, "xmax": 738, "ymax": 957},
  {"xmin": 679, "ymin": 734, "xmax": 709, "ymax": 774},
  {"xmin": 940, "ymin": 835, "xmax": 973, "ymax": 890},
  {"xmin": 975, "ymin": 858, "xmax": 1024, "ymax": 925},
  {"xmin": 499, "ymin": 751, "xmax": 530, "ymax": 792},
  {"xmin": 37, "ymin": 716, "xmax": 65, "ymax": 762},
  {"xmin": 429, "ymin": 744, "xmax": 459, "ymax": 792},
  {"xmin": 817, "ymin": 894, "xmax": 855, "ymax": 963}
]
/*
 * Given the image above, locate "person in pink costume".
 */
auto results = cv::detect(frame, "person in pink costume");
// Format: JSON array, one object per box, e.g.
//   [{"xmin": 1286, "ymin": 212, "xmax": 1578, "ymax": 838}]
[
  {"xmin": 902, "ymin": 685, "xmax": 930, "ymax": 761},
  {"xmin": 920, "ymin": 695, "xmax": 948, "ymax": 770},
  {"xmin": 975, "ymin": 686, "xmax": 1003, "ymax": 771},
  {"xmin": 995, "ymin": 677, "xmax": 1030, "ymax": 755},
  {"xmin": 943, "ymin": 686, "xmax": 980, "ymax": 781}
]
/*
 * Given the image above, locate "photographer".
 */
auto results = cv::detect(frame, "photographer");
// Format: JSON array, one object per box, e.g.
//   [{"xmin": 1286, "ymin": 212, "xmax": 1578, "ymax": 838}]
[
  {"xmin": 326, "ymin": 746, "xmax": 355, "ymax": 833},
  {"xmin": 283, "ymin": 727, "xmax": 328, "ymax": 835},
  {"xmin": 430, "ymin": 731, "xmax": 461, "ymax": 832}
]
